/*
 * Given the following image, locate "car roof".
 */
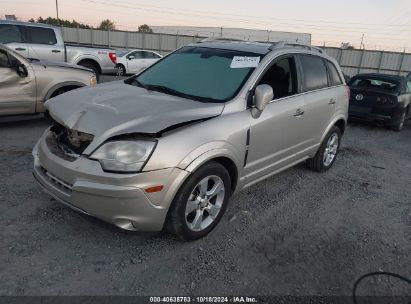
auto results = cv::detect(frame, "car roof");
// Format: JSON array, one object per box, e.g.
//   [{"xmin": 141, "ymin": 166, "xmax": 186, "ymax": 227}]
[
  {"xmin": 0, "ymin": 19, "xmax": 58, "ymax": 29},
  {"xmin": 353, "ymin": 73, "xmax": 405, "ymax": 82},
  {"xmin": 188, "ymin": 40, "xmax": 273, "ymax": 55}
]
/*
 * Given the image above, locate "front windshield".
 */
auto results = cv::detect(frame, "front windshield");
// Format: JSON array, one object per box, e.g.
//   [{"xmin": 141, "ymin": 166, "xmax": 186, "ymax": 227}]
[
  {"xmin": 128, "ymin": 46, "xmax": 263, "ymax": 102},
  {"xmin": 349, "ymin": 77, "xmax": 400, "ymax": 93}
]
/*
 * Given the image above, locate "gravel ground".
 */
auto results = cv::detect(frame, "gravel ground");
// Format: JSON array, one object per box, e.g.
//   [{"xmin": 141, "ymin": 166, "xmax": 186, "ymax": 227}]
[{"xmin": 0, "ymin": 81, "xmax": 410, "ymax": 298}]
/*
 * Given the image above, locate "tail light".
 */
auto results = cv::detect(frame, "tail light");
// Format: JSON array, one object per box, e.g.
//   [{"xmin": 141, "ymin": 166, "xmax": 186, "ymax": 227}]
[
  {"xmin": 376, "ymin": 96, "xmax": 395, "ymax": 105},
  {"xmin": 108, "ymin": 52, "xmax": 117, "ymax": 64}
]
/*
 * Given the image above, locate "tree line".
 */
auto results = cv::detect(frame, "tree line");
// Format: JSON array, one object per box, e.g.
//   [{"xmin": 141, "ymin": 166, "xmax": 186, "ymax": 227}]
[{"xmin": 28, "ymin": 17, "xmax": 153, "ymax": 33}]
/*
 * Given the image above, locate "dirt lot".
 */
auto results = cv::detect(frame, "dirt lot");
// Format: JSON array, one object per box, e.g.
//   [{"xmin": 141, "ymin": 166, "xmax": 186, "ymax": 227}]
[{"xmin": 0, "ymin": 90, "xmax": 410, "ymax": 298}]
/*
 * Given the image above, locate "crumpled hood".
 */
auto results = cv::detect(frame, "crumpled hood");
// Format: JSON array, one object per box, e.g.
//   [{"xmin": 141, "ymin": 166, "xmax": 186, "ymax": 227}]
[{"xmin": 46, "ymin": 81, "xmax": 224, "ymax": 139}]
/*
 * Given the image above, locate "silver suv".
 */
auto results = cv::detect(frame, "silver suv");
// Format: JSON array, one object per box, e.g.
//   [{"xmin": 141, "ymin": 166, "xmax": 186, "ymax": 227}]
[{"xmin": 33, "ymin": 40, "xmax": 349, "ymax": 240}]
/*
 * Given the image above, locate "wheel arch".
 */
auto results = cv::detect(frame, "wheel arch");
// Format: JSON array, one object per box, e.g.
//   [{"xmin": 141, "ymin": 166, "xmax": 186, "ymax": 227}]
[
  {"xmin": 44, "ymin": 81, "xmax": 87, "ymax": 101},
  {"xmin": 184, "ymin": 149, "xmax": 241, "ymax": 194},
  {"xmin": 77, "ymin": 58, "xmax": 102, "ymax": 74}
]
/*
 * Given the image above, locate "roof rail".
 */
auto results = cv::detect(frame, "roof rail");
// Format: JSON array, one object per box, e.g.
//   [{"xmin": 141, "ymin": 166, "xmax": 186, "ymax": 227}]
[
  {"xmin": 198, "ymin": 37, "xmax": 246, "ymax": 43},
  {"xmin": 269, "ymin": 41, "xmax": 324, "ymax": 54}
]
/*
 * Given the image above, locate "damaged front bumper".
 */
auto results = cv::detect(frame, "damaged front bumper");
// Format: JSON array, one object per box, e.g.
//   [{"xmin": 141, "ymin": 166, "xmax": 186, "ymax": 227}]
[{"xmin": 32, "ymin": 128, "xmax": 190, "ymax": 231}]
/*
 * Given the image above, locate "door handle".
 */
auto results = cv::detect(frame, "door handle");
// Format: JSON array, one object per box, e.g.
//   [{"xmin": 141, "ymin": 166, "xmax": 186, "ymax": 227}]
[
  {"xmin": 329, "ymin": 98, "xmax": 336, "ymax": 105},
  {"xmin": 52, "ymin": 50, "xmax": 61, "ymax": 53},
  {"xmin": 15, "ymin": 48, "xmax": 26, "ymax": 51},
  {"xmin": 293, "ymin": 109, "xmax": 305, "ymax": 117}
]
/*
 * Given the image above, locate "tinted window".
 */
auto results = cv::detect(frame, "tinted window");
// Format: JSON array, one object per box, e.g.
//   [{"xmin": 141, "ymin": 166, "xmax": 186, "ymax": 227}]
[
  {"xmin": 0, "ymin": 24, "xmax": 23, "ymax": 43},
  {"xmin": 326, "ymin": 60, "xmax": 343, "ymax": 86},
  {"xmin": 0, "ymin": 49, "xmax": 10, "ymax": 67},
  {"xmin": 25, "ymin": 26, "xmax": 57, "ymax": 45},
  {"xmin": 128, "ymin": 51, "xmax": 143, "ymax": 59},
  {"xmin": 132, "ymin": 46, "xmax": 260, "ymax": 102},
  {"xmin": 407, "ymin": 81, "xmax": 411, "ymax": 93},
  {"xmin": 300, "ymin": 55, "xmax": 328, "ymax": 91},
  {"xmin": 257, "ymin": 57, "xmax": 297, "ymax": 99},
  {"xmin": 143, "ymin": 51, "xmax": 160, "ymax": 59}
]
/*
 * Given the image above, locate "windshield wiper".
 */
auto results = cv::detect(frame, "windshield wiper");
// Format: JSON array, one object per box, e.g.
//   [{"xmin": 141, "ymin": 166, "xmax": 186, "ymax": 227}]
[{"xmin": 144, "ymin": 84, "xmax": 200, "ymax": 100}]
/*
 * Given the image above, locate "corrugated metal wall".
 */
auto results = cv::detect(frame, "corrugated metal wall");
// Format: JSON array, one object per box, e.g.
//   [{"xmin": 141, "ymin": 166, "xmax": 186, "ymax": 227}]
[{"xmin": 61, "ymin": 27, "xmax": 411, "ymax": 76}]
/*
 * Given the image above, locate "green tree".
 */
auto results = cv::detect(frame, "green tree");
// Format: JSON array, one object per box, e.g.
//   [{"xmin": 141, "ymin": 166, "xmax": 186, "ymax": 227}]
[
  {"xmin": 29, "ymin": 16, "xmax": 91, "ymax": 29},
  {"xmin": 138, "ymin": 24, "xmax": 153, "ymax": 33},
  {"xmin": 98, "ymin": 19, "xmax": 116, "ymax": 31}
]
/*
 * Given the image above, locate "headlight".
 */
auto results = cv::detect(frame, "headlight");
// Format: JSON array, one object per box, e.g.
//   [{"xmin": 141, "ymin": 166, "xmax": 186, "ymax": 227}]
[
  {"xmin": 90, "ymin": 140, "xmax": 156, "ymax": 173},
  {"xmin": 90, "ymin": 75, "xmax": 97, "ymax": 86}
]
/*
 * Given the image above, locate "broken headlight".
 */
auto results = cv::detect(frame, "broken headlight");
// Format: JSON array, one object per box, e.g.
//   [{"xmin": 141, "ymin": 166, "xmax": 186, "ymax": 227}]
[{"xmin": 90, "ymin": 140, "xmax": 156, "ymax": 173}]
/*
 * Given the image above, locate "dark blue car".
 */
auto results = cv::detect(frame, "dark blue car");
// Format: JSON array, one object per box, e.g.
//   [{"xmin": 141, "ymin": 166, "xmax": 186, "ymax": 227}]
[{"xmin": 348, "ymin": 73, "xmax": 411, "ymax": 131}]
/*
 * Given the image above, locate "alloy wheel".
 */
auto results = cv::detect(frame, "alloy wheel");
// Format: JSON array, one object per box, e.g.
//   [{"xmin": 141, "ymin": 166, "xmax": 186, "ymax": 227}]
[
  {"xmin": 323, "ymin": 133, "xmax": 339, "ymax": 167},
  {"xmin": 185, "ymin": 175, "xmax": 225, "ymax": 232}
]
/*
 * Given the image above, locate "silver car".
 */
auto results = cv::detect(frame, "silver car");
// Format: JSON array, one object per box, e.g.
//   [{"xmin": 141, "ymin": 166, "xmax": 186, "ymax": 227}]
[
  {"xmin": 33, "ymin": 40, "xmax": 349, "ymax": 240},
  {"xmin": 0, "ymin": 44, "xmax": 96, "ymax": 117}
]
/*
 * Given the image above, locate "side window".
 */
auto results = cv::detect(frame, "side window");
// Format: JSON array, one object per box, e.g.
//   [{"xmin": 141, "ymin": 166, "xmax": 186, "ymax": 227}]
[
  {"xmin": 407, "ymin": 81, "xmax": 411, "ymax": 94},
  {"xmin": 257, "ymin": 57, "xmax": 297, "ymax": 99},
  {"xmin": 132, "ymin": 51, "xmax": 144, "ymax": 59},
  {"xmin": 25, "ymin": 26, "xmax": 57, "ymax": 45},
  {"xmin": 0, "ymin": 24, "xmax": 23, "ymax": 43},
  {"xmin": 143, "ymin": 51, "xmax": 160, "ymax": 59},
  {"xmin": 325, "ymin": 60, "xmax": 343, "ymax": 86},
  {"xmin": 300, "ymin": 55, "xmax": 328, "ymax": 91},
  {"xmin": 0, "ymin": 49, "xmax": 11, "ymax": 68}
]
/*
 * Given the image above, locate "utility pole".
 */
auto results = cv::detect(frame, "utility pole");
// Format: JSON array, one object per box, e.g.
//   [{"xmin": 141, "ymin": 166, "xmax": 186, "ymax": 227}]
[
  {"xmin": 220, "ymin": 26, "xmax": 223, "ymax": 37},
  {"xmin": 56, "ymin": 0, "xmax": 59, "ymax": 20},
  {"xmin": 360, "ymin": 33, "xmax": 364, "ymax": 49}
]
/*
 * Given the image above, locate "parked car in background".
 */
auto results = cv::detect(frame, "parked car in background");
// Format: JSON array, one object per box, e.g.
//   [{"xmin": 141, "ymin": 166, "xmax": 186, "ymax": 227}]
[
  {"xmin": 116, "ymin": 49, "xmax": 162, "ymax": 75},
  {"xmin": 33, "ymin": 40, "xmax": 348, "ymax": 240},
  {"xmin": 0, "ymin": 44, "xmax": 96, "ymax": 118},
  {"xmin": 0, "ymin": 20, "xmax": 117, "ymax": 80},
  {"xmin": 348, "ymin": 73, "xmax": 411, "ymax": 131}
]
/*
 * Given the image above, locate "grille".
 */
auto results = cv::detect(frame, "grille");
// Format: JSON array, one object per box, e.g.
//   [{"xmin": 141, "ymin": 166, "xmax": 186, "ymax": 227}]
[{"xmin": 40, "ymin": 166, "xmax": 73, "ymax": 194}]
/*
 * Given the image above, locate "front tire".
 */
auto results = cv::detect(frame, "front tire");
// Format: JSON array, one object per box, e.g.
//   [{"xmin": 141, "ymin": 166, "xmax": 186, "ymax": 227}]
[
  {"xmin": 306, "ymin": 126, "xmax": 341, "ymax": 172},
  {"xmin": 167, "ymin": 161, "xmax": 231, "ymax": 241},
  {"xmin": 116, "ymin": 64, "xmax": 126, "ymax": 76}
]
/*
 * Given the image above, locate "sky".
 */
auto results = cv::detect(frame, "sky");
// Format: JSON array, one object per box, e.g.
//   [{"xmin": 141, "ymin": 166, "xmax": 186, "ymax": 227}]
[{"xmin": 1, "ymin": 0, "xmax": 411, "ymax": 51}]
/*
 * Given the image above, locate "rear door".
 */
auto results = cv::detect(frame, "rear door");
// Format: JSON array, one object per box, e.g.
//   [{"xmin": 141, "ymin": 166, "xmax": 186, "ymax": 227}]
[
  {"xmin": 296, "ymin": 54, "xmax": 335, "ymax": 151},
  {"xmin": 23, "ymin": 26, "xmax": 64, "ymax": 62},
  {"xmin": 0, "ymin": 24, "xmax": 29, "ymax": 58},
  {"xmin": 0, "ymin": 49, "xmax": 36, "ymax": 115},
  {"xmin": 142, "ymin": 51, "xmax": 161, "ymax": 69}
]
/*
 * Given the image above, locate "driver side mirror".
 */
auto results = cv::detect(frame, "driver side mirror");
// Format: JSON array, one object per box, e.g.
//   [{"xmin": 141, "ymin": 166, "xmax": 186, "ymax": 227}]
[
  {"xmin": 251, "ymin": 84, "xmax": 274, "ymax": 118},
  {"xmin": 12, "ymin": 62, "xmax": 28, "ymax": 77},
  {"xmin": 128, "ymin": 56, "xmax": 135, "ymax": 60}
]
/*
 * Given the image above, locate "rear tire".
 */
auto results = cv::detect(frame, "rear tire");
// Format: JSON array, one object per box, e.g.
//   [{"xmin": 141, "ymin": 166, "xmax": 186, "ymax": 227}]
[
  {"xmin": 392, "ymin": 109, "xmax": 406, "ymax": 132},
  {"xmin": 167, "ymin": 161, "xmax": 231, "ymax": 241},
  {"xmin": 306, "ymin": 126, "xmax": 341, "ymax": 172}
]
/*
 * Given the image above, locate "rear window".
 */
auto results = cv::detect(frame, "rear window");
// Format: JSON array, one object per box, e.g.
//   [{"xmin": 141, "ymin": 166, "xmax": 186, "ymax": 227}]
[
  {"xmin": 25, "ymin": 26, "xmax": 57, "ymax": 45},
  {"xmin": 349, "ymin": 77, "xmax": 400, "ymax": 93},
  {"xmin": 326, "ymin": 60, "xmax": 343, "ymax": 86},
  {"xmin": 300, "ymin": 55, "xmax": 328, "ymax": 91},
  {"xmin": 0, "ymin": 24, "xmax": 23, "ymax": 43}
]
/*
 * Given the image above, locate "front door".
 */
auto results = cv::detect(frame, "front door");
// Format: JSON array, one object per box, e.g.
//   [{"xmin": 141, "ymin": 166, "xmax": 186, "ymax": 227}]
[
  {"xmin": 0, "ymin": 49, "xmax": 36, "ymax": 116},
  {"xmin": 245, "ymin": 56, "xmax": 307, "ymax": 183},
  {"xmin": 127, "ymin": 51, "xmax": 147, "ymax": 73}
]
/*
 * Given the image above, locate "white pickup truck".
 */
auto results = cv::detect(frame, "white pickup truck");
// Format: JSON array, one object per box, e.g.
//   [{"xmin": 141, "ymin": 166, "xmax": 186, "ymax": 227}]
[{"xmin": 0, "ymin": 20, "xmax": 117, "ymax": 80}]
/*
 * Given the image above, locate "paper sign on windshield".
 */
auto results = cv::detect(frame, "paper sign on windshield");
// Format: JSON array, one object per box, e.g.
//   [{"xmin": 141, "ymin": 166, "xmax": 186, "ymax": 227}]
[{"xmin": 230, "ymin": 56, "xmax": 260, "ymax": 68}]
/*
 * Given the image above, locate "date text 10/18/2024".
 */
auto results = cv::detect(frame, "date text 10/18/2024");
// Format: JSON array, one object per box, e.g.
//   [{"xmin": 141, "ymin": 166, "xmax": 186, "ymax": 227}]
[{"xmin": 149, "ymin": 296, "xmax": 258, "ymax": 303}]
